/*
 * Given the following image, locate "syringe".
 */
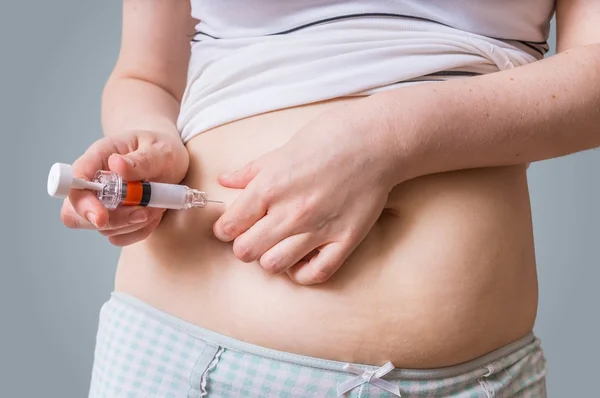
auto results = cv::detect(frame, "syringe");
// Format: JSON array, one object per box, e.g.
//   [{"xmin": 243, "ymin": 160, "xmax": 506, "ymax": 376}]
[{"xmin": 47, "ymin": 162, "xmax": 222, "ymax": 210}]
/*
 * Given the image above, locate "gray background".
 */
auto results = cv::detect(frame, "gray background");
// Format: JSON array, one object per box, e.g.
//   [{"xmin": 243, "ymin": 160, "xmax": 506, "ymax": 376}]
[{"xmin": 2, "ymin": 1, "xmax": 598, "ymax": 397}]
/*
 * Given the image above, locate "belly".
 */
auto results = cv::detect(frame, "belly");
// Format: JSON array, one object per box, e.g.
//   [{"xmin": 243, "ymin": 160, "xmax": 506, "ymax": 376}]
[{"xmin": 114, "ymin": 97, "xmax": 539, "ymax": 368}]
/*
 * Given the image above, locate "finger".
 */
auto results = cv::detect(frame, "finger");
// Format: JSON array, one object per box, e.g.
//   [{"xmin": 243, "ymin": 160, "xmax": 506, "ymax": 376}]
[
  {"xmin": 107, "ymin": 217, "xmax": 162, "ymax": 247},
  {"xmin": 231, "ymin": 212, "xmax": 289, "ymax": 263},
  {"xmin": 99, "ymin": 208, "xmax": 165, "ymax": 233},
  {"xmin": 258, "ymin": 233, "xmax": 318, "ymax": 275},
  {"xmin": 218, "ymin": 160, "xmax": 262, "ymax": 189},
  {"xmin": 286, "ymin": 243, "xmax": 352, "ymax": 285},
  {"xmin": 67, "ymin": 189, "xmax": 109, "ymax": 229},
  {"xmin": 61, "ymin": 198, "xmax": 96, "ymax": 229},
  {"xmin": 98, "ymin": 215, "xmax": 159, "ymax": 237},
  {"xmin": 61, "ymin": 197, "xmax": 154, "ymax": 231},
  {"xmin": 103, "ymin": 207, "xmax": 164, "ymax": 230},
  {"xmin": 108, "ymin": 140, "xmax": 175, "ymax": 182},
  {"xmin": 73, "ymin": 138, "xmax": 118, "ymax": 179},
  {"xmin": 213, "ymin": 181, "xmax": 269, "ymax": 242},
  {"xmin": 284, "ymin": 250, "xmax": 319, "ymax": 279}
]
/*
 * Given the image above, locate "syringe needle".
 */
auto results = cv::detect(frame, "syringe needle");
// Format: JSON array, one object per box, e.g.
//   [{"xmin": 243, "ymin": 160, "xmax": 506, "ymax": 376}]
[{"xmin": 206, "ymin": 199, "xmax": 224, "ymax": 204}]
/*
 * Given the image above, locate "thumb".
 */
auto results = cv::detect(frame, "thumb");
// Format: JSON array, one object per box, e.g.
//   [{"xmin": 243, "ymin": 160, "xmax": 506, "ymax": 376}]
[
  {"xmin": 218, "ymin": 160, "xmax": 262, "ymax": 188},
  {"xmin": 107, "ymin": 144, "xmax": 172, "ymax": 182}
]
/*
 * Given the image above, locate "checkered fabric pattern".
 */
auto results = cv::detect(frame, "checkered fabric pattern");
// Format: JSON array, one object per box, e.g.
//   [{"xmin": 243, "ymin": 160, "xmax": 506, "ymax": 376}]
[
  {"xmin": 204, "ymin": 343, "xmax": 547, "ymax": 397},
  {"xmin": 88, "ymin": 293, "xmax": 547, "ymax": 398},
  {"xmin": 88, "ymin": 296, "xmax": 220, "ymax": 398}
]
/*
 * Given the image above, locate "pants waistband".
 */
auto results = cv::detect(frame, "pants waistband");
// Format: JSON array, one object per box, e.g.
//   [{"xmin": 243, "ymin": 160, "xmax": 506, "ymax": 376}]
[{"xmin": 109, "ymin": 291, "xmax": 538, "ymax": 380}]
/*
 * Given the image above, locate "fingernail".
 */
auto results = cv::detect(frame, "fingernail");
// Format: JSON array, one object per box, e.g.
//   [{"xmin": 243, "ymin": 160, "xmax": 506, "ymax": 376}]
[
  {"xmin": 220, "ymin": 173, "xmax": 231, "ymax": 179},
  {"xmin": 86, "ymin": 212, "xmax": 97, "ymax": 227},
  {"xmin": 129, "ymin": 210, "xmax": 147, "ymax": 223}
]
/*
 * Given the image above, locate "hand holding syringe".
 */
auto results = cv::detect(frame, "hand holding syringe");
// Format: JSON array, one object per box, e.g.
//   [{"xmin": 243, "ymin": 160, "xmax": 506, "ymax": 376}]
[{"xmin": 47, "ymin": 162, "xmax": 222, "ymax": 210}]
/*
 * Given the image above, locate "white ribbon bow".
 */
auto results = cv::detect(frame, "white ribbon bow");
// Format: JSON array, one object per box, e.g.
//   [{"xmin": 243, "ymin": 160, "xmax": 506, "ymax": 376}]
[{"xmin": 336, "ymin": 361, "xmax": 401, "ymax": 396}]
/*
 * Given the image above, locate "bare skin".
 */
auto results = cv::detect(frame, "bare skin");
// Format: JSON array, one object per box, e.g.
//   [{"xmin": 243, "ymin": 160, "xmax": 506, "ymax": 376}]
[
  {"xmin": 114, "ymin": 98, "xmax": 539, "ymax": 368},
  {"xmin": 60, "ymin": 0, "xmax": 599, "ymax": 370}
]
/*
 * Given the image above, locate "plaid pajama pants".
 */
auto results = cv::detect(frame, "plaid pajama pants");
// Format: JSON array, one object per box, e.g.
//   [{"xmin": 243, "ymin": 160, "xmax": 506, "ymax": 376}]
[{"xmin": 88, "ymin": 292, "xmax": 547, "ymax": 397}]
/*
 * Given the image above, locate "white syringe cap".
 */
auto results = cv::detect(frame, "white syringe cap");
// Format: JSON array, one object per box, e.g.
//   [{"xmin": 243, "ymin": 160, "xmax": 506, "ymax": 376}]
[{"xmin": 47, "ymin": 162, "xmax": 74, "ymax": 199}]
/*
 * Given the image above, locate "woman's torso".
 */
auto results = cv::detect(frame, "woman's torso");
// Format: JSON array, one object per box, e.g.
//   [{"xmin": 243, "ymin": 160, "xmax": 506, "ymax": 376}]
[
  {"xmin": 113, "ymin": 2, "xmax": 553, "ymax": 368},
  {"xmin": 115, "ymin": 97, "xmax": 539, "ymax": 368}
]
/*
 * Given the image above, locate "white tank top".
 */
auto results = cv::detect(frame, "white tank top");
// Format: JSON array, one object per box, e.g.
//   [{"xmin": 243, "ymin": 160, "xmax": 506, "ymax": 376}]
[{"xmin": 177, "ymin": 0, "xmax": 555, "ymax": 142}]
